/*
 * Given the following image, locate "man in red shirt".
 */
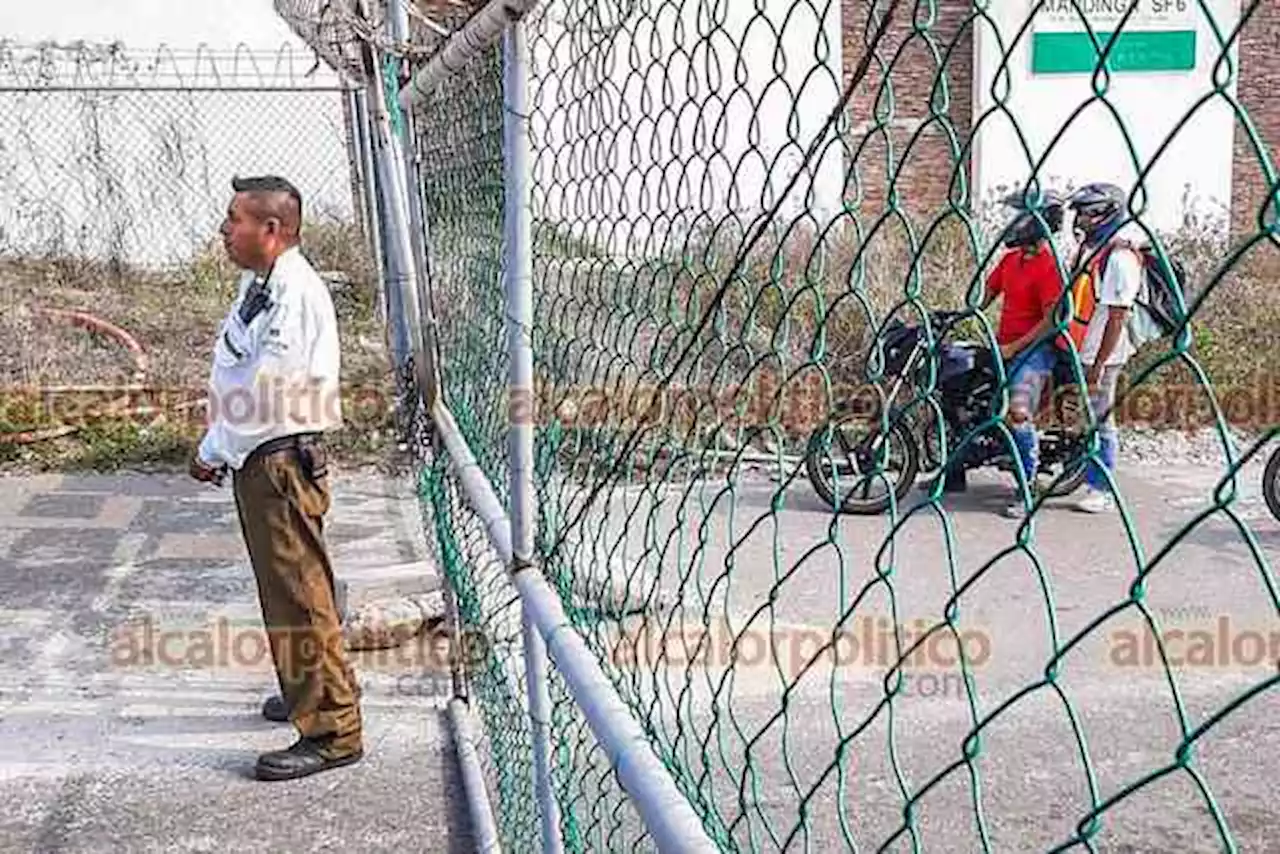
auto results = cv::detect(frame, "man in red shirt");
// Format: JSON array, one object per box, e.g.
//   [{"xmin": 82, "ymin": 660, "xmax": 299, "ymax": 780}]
[{"xmin": 981, "ymin": 190, "xmax": 1068, "ymax": 518}]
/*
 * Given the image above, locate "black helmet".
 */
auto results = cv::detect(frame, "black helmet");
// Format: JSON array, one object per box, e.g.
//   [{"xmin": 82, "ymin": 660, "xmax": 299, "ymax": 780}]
[
  {"xmin": 1068, "ymin": 182, "xmax": 1127, "ymax": 245},
  {"xmin": 999, "ymin": 188, "xmax": 1064, "ymax": 249}
]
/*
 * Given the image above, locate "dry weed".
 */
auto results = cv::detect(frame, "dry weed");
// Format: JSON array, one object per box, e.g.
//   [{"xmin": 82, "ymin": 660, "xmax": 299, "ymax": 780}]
[
  {"xmin": 535, "ymin": 207, "xmax": 1280, "ymax": 457},
  {"xmin": 0, "ymin": 217, "xmax": 397, "ymax": 471}
]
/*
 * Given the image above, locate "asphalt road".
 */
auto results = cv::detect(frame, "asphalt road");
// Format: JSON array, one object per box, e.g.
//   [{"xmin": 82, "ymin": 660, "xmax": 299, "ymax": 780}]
[
  {"xmin": 2, "ymin": 447, "xmax": 1276, "ymax": 853},
  {"xmin": 538, "ymin": 447, "xmax": 1280, "ymax": 853},
  {"xmin": 0, "ymin": 469, "xmax": 475, "ymax": 854}
]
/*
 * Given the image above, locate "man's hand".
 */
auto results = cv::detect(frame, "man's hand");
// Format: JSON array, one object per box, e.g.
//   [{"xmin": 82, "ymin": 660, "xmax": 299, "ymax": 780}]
[
  {"xmin": 1087, "ymin": 306, "xmax": 1129, "ymax": 388},
  {"xmin": 189, "ymin": 453, "xmax": 225, "ymax": 485}
]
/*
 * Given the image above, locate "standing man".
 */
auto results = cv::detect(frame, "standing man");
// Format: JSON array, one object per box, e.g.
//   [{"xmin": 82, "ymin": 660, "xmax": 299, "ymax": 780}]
[
  {"xmin": 1061, "ymin": 182, "xmax": 1143, "ymax": 514},
  {"xmin": 189, "ymin": 175, "xmax": 364, "ymax": 780}
]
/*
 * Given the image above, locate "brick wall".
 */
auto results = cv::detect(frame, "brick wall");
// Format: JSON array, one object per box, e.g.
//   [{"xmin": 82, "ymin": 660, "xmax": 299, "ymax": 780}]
[
  {"xmin": 1231, "ymin": 3, "xmax": 1280, "ymax": 239},
  {"xmin": 839, "ymin": 0, "xmax": 975, "ymax": 229}
]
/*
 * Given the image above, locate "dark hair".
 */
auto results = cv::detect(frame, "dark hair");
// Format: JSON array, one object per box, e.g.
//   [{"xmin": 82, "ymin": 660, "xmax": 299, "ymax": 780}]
[
  {"xmin": 231, "ymin": 175, "xmax": 304, "ymax": 243},
  {"xmin": 232, "ymin": 175, "xmax": 303, "ymax": 220}
]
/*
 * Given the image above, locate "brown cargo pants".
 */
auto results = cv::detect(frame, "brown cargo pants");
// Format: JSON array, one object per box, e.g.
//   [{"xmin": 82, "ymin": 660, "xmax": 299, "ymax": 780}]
[{"xmin": 232, "ymin": 440, "xmax": 363, "ymax": 755}]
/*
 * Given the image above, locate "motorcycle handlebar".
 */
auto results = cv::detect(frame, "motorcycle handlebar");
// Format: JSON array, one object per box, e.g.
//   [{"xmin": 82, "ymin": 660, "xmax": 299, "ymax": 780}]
[
  {"xmin": 878, "ymin": 309, "xmax": 974, "ymax": 342},
  {"xmin": 926, "ymin": 309, "xmax": 972, "ymax": 331}
]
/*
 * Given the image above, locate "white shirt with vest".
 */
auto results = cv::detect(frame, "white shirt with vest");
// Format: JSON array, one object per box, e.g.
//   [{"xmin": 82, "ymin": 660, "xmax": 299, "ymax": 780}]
[
  {"xmin": 197, "ymin": 246, "xmax": 343, "ymax": 470},
  {"xmin": 1077, "ymin": 227, "xmax": 1145, "ymax": 368}
]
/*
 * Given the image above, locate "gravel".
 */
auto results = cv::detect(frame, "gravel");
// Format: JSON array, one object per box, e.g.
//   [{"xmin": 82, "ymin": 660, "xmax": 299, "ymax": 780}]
[
  {"xmin": 736, "ymin": 423, "xmax": 1274, "ymax": 475},
  {"xmin": 1117, "ymin": 424, "xmax": 1271, "ymax": 469}
]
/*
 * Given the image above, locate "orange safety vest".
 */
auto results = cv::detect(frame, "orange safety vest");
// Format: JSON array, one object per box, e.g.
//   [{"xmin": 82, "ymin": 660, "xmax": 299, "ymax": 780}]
[{"xmin": 1055, "ymin": 246, "xmax": 1110, "ymax": 353}]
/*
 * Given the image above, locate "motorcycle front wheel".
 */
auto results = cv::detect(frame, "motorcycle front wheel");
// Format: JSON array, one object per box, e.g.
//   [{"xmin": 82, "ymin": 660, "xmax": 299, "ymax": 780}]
[{"xmin": 804, "ymin": 411, "xmax": 920, "ymax": 515}]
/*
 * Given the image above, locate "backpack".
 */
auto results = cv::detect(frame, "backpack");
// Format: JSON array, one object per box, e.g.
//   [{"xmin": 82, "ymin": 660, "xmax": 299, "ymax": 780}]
[{"xmin": 1095, "ymin": 240, "xmax": 1190, "ymax": 349}]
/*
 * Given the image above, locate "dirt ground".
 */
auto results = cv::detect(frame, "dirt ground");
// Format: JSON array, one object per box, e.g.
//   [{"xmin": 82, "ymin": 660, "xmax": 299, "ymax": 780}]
[{"xmin": 0, "ymin": 224, "xmax": 402, "ymax": 474}]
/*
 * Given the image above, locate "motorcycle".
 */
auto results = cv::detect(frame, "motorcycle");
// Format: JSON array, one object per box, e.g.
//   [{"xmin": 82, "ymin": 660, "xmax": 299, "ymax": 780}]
[
  {"xmin": 1264, "ymin": 445, "xmax": 1280, "ymax": 522},
  {"xmin": 803, "ymin": 309, "xmax": 1090, "ymax": 515}
]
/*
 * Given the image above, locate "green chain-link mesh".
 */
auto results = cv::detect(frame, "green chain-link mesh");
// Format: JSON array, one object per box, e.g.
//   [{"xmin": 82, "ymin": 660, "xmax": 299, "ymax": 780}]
[{"xmin": 406, "ymin": 1, "xmax": 1279, "ymax": 851}]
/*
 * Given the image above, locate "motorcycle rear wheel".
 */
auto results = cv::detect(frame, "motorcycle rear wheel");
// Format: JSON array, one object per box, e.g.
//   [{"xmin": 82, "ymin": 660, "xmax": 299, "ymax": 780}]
[
  {"xmin": 1041, "ymin": 456, "xmax": 1088, "ymax": 497},
  {"xmin": 1263, "ymin": 446, "xmax": 1280, "ymax": 522}
]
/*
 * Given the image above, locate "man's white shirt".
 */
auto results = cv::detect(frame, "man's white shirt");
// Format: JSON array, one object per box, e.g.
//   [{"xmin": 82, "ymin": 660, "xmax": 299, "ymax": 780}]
[
  {"xmin": 1079, "ymin": 230, "xmax": 1144, "ymax": 368},
  {"xmin": 197, "ymin": 246, "xmax": 343, "ymax": 470}
]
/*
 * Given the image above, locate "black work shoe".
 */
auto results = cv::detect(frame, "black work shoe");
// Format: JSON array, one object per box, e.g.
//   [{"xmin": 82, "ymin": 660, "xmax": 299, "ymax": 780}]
[
  {"xmin": 254, "ymin": 737, "xmax": 364, "ymax": 782},
  {"xmin": 261, "ymin": 695, "xmax": 290, "ymax": 723}
]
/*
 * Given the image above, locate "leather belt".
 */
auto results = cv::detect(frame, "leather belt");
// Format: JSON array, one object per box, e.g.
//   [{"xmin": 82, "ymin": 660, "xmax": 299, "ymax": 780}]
[{"xmin": 247, "ymin": 432, "xmax": 321, "ymax": 463}]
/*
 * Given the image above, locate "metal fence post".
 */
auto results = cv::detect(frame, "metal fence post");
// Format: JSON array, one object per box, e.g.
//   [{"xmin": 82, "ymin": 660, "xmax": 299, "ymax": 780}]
[
  {"xmin": 503, "ymin": 18, "xmax": 563, "ymax": 854},
  {"xmin": 365, "ymin": 56, "xmax": 412, "ymax": 370},
  {"xmin": 388, "ymin": 0, "xmax": 435, "ymax": 339},
  {"xmin": 363, "ymin": 39, "xmax": 440, "ymax": 423},
  {"xmin": 349, "ymin": 87, "xmax": 386, "ymax": 322}
]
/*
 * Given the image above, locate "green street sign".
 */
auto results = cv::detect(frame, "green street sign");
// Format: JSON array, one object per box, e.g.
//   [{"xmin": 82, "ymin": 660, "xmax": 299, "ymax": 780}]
[{"xmin": 1032, "ymin": 30, "xmax": 1198, "ymax": 74}]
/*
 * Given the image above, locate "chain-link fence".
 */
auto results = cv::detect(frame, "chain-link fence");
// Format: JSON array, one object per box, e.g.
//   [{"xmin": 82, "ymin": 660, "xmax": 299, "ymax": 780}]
[
  {"xmin": 395, "ymin": 0, "xmax": 1280, "ymax": 851},
  {"xmin": 0, "ymin": 39, "xmax": 366, "ymax": 269}
]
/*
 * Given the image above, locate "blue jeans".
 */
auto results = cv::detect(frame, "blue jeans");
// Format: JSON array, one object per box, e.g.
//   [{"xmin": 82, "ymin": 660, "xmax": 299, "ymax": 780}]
[
  {"xmin": 1007, "ymin": 343, "xmax": 1055, "ymax": 486},
  {"xmin": 1083, "ymin": 364, "xmax": 1121, "ymax": 491}
]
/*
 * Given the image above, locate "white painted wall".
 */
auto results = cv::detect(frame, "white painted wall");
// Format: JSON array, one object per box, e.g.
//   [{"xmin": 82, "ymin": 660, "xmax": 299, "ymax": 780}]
[
  {"xmin": 972, "ymin": 0, "xmax": 1243, "ymax": 239},
  {"xmin": 528, "ymin": 0, "xmax": 845, "ymax": 258},
  {"xmin": 0, "ymin": 1, "xmax": 358, "ymax": 267},
  {"xmin": 0, "ymin": 0, "xmax": 305, "ymax": 50}
]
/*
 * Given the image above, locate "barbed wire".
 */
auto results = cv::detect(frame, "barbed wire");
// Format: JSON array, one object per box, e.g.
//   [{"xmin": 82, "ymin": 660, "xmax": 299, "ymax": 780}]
[
  {"xmin": 0, "ymin": 39, "xmax": 357, "ymax": 91},
  {"xmin": 0, "ymin": 39, "xmax": 363, "ymax": 269},
  {"xmin": 273, "ymin": 0, "xmax": 477, "ymax": 83}
]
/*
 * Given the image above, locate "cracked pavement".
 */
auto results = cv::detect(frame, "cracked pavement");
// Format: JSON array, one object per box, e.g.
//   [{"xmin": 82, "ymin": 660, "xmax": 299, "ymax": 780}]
[{"xmin": 0, "ymin": 467, "xmax": 475, "ymax": 853}]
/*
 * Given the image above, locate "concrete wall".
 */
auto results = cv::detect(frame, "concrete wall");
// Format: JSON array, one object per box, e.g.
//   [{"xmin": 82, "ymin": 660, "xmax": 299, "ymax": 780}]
[
  {"xmin": 525, "ymin": 0, "xmax": 847, "ymax": 256},
  {"xmin": 0, "ymin": 1, "xmax": 360, "ymax": 267},
  {"xmin": 972, "ymin": 0, "xmax": 1244, "ymax": 239},
  {"xmin": 372, "ymin": 1, "xmax": 1280, "ymax": 254},
  {"xmin": 0, "ymin": 1, "xmax": 359, "ymax": 267},
  {"xmin": 0, "ymin": 0, "xmax": 304, "ymax": 49}
]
